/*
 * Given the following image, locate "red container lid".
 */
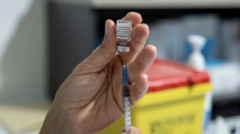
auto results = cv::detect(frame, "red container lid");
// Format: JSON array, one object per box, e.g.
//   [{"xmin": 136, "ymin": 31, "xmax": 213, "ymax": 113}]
[{"xmin": 147, "ymin": 59, "xmax": 210, "ymax": 93}]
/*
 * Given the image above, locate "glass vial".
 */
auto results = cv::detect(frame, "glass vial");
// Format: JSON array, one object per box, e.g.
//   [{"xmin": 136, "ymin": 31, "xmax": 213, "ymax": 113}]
[{"xmin": 116, "ymin": 20, "xmax": 132, "ymax": 52}]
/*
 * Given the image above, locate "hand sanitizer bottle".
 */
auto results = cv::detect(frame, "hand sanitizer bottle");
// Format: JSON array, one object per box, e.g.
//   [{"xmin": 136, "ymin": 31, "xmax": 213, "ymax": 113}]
[
  {"xmin": 187, "ymin": 35, "xmax": 212, "ymax": 134},
  {"xmin": 188, "ymin": 35, "xmax": 207, "ymax": 71}
]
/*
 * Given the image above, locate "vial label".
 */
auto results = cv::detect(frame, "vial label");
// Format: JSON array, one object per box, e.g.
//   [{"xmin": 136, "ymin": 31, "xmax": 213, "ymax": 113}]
[{"xmin": 117, "ymin": 20, "xmax": 132, "ymax": 41}]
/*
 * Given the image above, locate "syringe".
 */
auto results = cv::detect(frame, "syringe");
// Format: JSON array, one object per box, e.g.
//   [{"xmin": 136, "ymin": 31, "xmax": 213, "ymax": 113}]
[
  {"xmin": 122, "ymin": 65, "xmax": 131, "ymax": 133},
  {"xmin": 116, "ymin": 19, "xmax": 132, "ymax": 133}
]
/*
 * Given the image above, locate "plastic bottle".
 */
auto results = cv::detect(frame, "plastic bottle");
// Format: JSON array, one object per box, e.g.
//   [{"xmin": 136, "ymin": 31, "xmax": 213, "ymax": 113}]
[
  {"xmin": 214, "ymin": 116, "xmax": 230, "ymax": 134},
  {"xmin": 188, "ymin": 35, "xmax": 207, "ymax": 71},
  {"xmin": 187, "ymin": 35, "xmax": 212, "ymax": 134}
]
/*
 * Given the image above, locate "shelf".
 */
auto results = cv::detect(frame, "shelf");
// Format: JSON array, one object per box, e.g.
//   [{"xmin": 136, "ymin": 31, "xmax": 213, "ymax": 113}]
[
  {"xmin": 213, "ymin": 89, "xmax": 240, "ymax": 103},
  {"xmin": 92, "ymin": 0, "xmax": 240, "ymax": 9},
  {"xmin": 212, "ymin": 89, "xmax": 240, "ymax": 119},
  {"xmin": 0, "ymin": 103, "xmax": 50, "ymax": 133}
]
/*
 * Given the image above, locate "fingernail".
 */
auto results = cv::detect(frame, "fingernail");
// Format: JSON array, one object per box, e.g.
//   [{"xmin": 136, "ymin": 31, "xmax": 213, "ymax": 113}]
[{"xmin": 105, "ymin": 20, "xmax": 108, "ymax": 35}]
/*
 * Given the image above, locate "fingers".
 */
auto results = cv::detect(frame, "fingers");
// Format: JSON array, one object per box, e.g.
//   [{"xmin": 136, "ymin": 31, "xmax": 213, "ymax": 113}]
[
  {"xmin": 77, "ymin": 12, "xmax": 150, "ymax": 73},
  {"xmin": 128, "ymin": 45, "xmax": 157, "ymax": 84},
  {"xmin": 121, "ymin": 127, "xmax": 142, "ymax": 134},
  {"xmin": 84, "ymin": 12, "xmax": 144, "ymax": 71},
  {"xmin": 130, "ymin": 74, "xmax": 148, "ymax": 106},
  {"xmin": 123, "ymin": 24, "xmax": 149, "ymax": 65},
  {"xmin": 80, "ymin": 20, "xmax": 117, "ymax": 72},
  {"xmin": 120, "ymin": 12, "xmax": 149, "ymax": 65},
  {"xmin": 122, "ymin": 12, "xmax": 142, "ymax": 26}
]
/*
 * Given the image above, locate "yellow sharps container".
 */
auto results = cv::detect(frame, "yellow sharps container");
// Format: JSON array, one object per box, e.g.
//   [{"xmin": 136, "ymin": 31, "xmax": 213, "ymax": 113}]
[{"xmin": 100, "ymin": 59, "xmax": 211, "ymax": 134}]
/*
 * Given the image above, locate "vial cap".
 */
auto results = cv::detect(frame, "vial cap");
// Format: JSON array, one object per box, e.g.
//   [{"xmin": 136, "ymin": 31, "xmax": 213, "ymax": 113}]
[{"xmin": 118, "ymin": 46, "xmax": 130, "ymax": 52}]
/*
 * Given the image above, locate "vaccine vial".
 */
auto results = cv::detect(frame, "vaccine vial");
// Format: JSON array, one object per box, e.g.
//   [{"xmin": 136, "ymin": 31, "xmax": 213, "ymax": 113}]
[{"xmin": 116, "ymin": 20, "xmax": 132, "ymax": 52}]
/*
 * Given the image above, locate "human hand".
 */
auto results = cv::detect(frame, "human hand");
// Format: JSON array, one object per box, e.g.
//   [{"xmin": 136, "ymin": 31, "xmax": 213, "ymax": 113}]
[
  {"xmin": 121, "ymin": 127, "xmax": 142, "ymax": 134},
  {"xmin": 40, "ymin": 12, "xmax": 157, "ymax": 134}
]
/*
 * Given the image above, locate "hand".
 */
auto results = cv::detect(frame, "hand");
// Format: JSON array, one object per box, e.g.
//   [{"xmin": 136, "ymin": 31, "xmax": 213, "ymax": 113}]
[
  {"xmin": 40, "ymin": 12, "xmax": 157, "ymax": 134},
  {"xmin": 121, "ymin": 127, "xmax": 142, "ymax": 134}
]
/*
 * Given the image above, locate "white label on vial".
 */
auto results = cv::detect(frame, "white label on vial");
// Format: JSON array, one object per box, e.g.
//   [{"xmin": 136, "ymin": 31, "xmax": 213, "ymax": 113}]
[{"xmin": 117, "ymin": 20, "xmax": 132, "ymax": 41}]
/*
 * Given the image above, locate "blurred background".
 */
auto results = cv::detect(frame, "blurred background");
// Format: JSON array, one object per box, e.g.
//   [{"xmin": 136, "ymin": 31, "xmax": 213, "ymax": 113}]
[{"xmin": 0, "ymin": 0, "xmax": 240, "ymax": 133}]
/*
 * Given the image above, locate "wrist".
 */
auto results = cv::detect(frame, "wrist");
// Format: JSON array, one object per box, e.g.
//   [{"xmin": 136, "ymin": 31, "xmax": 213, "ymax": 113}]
[
  {"xmin": 40, "ymin": 105, "xmax": 62, "ymax": 134},
  {"xmin": 40, "ymin": 97, "xmax": 85, "ymax": 134}
]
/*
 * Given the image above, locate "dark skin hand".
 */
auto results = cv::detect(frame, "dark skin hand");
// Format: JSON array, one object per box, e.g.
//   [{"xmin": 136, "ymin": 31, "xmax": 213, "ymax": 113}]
[{"xmin": 40, "ymin": 12, "xmax": 157, "ymax": 134}]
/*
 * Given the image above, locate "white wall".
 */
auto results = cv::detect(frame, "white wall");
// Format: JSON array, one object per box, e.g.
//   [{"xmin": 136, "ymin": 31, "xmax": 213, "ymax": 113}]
[
  {"xmin": 49, "ymin": 0, "xmax": 90, "ymax": 5},
  {"xmin": 0, "ymin": 0, "xmax": 47, "ymax": 104},
  {"xmin": 92, "ymin": 0, "xmax": 240, "ymax": 8}
]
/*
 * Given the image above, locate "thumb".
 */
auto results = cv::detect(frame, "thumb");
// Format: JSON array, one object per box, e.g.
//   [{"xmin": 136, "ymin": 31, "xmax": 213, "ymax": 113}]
[
  {"xmin": 121, "ymin": 127, "xmax": 142, "ymax": 134},
  {"xmin": 81, "ymin": 19, "xmax": 117, "ymax": 72}
]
